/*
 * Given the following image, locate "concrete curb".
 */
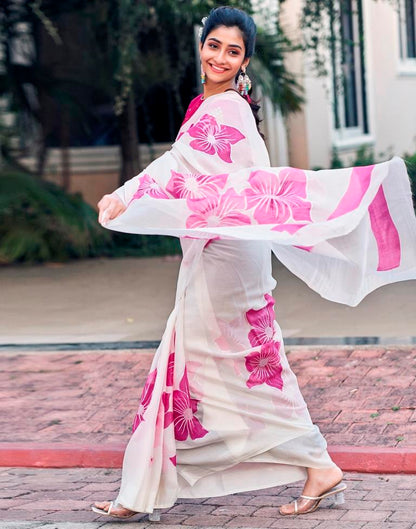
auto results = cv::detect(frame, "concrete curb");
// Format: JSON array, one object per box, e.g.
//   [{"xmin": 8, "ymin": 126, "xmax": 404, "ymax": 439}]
[{"xmin": 1, "ymin": 443, "xmax": 415, "ymax": 474}]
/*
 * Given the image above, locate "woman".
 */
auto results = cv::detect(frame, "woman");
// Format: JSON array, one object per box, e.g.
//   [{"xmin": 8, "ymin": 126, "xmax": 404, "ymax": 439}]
[{"xmin": 92, "ymin": 6, "xmax": 416, "ymax": 520}]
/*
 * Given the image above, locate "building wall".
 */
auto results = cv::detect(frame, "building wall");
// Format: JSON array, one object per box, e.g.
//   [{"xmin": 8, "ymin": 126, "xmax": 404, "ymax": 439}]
[
  {"xmin": 281, "ymin": 0, "xmax": 416, "ymax": 169},
  {"xmin": 365, "ymin": 0, "xmax": 416, "ymax": 158}
]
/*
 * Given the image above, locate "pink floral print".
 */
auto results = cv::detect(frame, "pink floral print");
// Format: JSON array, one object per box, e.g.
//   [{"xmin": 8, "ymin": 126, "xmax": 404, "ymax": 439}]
[
  {"xmin": 132, "ymin": 368, "xmax": 157, "ymax": 432},
  {"xmin": 245, "ymin": 341, "xmax": 284, "ymax": 390},
  {"xmin": 186, "ymin": 188, "xmax": 251, "ymax": 229},
  {"xmin": 166, "ymin": 170, "xmax": 228, "ymax": 199},
  {"xmin": 166, "ymin": 352, "xmax": 175, "ymax": 387},
  {"xmin": 246, "ymin": 294, "xmax": 278, "ymax": 346},
  {"xmin": 172, "ymin": 368, "xmax": 208, "ymax": 441},
  {"xmin": 244, "ymin": 294, "xmax": 283, "ymax": 391},
  {"xmin": 130, "ymin": 174, "xmax": 169, "ymax": 202},
  {"xmin": 187, "ymin": 114, "xmax": 245, "ymax": 163},
  {"xmin": 242, "ymin": 168, "xmax": 312, "ymax": 224}
]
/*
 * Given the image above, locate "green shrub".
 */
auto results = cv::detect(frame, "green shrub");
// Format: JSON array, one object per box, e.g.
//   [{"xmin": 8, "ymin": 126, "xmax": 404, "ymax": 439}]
[
  {"xmin": 0, "ymin": 169, "xmax": 180, "ymax": 264},
  {"xmin": 404, "ymin": 152, "xmax": 416, "ymax": 208},
  {"xmin": 0, "ymin": 169, "xmax": 112, "ymax": 263}
]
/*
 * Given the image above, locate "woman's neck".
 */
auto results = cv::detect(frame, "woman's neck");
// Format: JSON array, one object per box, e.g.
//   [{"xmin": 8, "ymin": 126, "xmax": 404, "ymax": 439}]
[{"xmin": 203, "ymin": 80, "xmax": 236, "ymax": 99}]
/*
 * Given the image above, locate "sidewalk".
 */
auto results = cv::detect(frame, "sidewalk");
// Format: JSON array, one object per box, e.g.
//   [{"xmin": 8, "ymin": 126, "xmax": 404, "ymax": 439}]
[
  {"xmin": 1, "ymin": 346, "xmax": 415, "ymax": 528},
  {"xmin": 1, "ymin": 257, "xmax": 415, "ymax": 344},
  {"xmin": 1, "ymin": 346, "xmax": 415, "ymax": 472},
  {"xmin": 1, "ymin": 468, "xmax": 416, "ymax": 528}
]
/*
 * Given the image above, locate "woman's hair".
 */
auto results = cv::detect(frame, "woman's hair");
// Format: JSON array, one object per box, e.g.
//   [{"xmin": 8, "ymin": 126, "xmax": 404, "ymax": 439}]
[
  {"xmin": 200, "ymin": 6, "xmax": 256, "ymax": 59},
  {"xmin": 200, "ymin": 7, "xmax": 264, "ymax": 140}
]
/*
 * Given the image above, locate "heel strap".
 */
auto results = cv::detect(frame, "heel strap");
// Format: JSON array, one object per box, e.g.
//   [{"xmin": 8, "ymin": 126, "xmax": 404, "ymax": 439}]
[{"xmin": 300, "ymin": 494, "xmax": 320, "ymax": 501}]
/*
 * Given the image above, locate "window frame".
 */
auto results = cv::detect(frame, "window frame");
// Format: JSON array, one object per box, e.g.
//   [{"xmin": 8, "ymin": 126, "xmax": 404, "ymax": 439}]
[
  {"xmin": 330, "ymin": 0, "xmax": 370, "ymax": 146},
  {"xmin": 398, "ymin": 0, "xmax": 416, "ymax": 75}
]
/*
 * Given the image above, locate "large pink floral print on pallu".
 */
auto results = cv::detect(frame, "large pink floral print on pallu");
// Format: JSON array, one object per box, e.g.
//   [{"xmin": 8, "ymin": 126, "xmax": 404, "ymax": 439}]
[
  {"xmin": 129, "ymin": 174, "xmax": 169, "ymax": 204},
  {"xmin": 186, "ymin": 114, "xmax": 245, "ymax": 163},
  {"xmin": 132, "ymin": 368, "xmax": 157, "ymax": 432},
  {"xmin": 186, "ymin": 188, "xmax": 251, "ymax": 229},
  {"xmin": 172, "ymin": 368, "xmax": 208, "ymax": 441},
  {"xmin": 327, "ymin": 164, "xmax": 401, "ymax": 271},
  {"xmin": 166, "ymin": 170, "xmax": 228, "ymax": 199},
  {"xmin": 242, "ymin": 168, "xmax": 312, "ymax": 225}
]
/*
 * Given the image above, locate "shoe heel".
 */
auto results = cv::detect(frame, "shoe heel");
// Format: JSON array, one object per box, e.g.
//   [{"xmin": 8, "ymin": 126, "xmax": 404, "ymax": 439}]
[
  {"xmin": 148, "ymin": 509, "xmax": 161, "ymax": 522},
  {"xmin": 334, "ymin": 492, "xmax": 345, "ymax": 505}
]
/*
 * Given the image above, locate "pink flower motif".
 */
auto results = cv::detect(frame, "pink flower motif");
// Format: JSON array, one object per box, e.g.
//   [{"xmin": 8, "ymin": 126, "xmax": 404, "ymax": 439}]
[
  {"xmin": 245, "ymin": 341, "xmax": 283, "ymax": 390},
  {"xmin": 166, "ymin": 170, "xmax": 228, "ymax": 199},
  {"xmin": 246, "ymin": 294, "xmax": 278, "ymax": 347},
  {"xmin": 170, "ymin": 455, "xmax": 177, "ymax": 466},
  {"xmin": 132, "ymin": 368, "xmax": 157, "ymax": 432},
  {"xmin": 130, "ymin": 174, "xmax": 169, "ymax": 202},
  {"xmin": 187, "ymin": 114, "xmax": 245, "ymax": 163},
  {"xmin": 166, "ymin": 352, "xmax": 175, "ymax": 387},
  {"xmin": 162, "ymin": 391, "xmax": 173, "ymax": 428},
  {"xmin": 172, "ymin": 368, "xmax": 208, "ymax": 441},
  {"xmin": 242, "ymin": 168, "xmax": 312, "ymax": 224},
  {"xmin": 186, "ymin": 188, "xmax": 250, "ymax": 229}
]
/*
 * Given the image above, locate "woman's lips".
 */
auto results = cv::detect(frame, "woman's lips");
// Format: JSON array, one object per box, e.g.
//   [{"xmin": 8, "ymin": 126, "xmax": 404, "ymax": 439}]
[{"xmin": 209, "ymin": 63, "xmax": 228, "ymax": 74}]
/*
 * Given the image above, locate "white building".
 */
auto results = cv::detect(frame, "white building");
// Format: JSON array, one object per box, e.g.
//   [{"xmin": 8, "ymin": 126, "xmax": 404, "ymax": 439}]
[{"xmin": 265, "ymin": 0, "xmax": 416, "ymax": 169}]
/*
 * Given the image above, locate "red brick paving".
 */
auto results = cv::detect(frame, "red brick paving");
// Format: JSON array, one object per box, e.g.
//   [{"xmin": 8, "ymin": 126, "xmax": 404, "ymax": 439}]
[
  {"xmin": 0, "ymin": 468, "xmax": 416, "ymax": 528},
  {"xmin": 1, "ymin": 346, "xmax": 414, "ymax": 449}
]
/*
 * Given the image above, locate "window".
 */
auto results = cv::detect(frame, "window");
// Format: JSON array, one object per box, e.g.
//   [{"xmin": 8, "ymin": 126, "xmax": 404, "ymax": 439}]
[
  {"xmin": 330, "ymin": 0, "xmax": 369, "ymax": 140},
  {"xmin": 399, "ymin": 0, "xmax": 416, "ymax": 60}
]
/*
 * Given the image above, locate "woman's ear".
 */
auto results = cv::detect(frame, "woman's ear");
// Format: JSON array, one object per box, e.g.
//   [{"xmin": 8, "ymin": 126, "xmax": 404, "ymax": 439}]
[{"xmin": 242, "ymin": 58, "xmax": 250, "ymax": 70}]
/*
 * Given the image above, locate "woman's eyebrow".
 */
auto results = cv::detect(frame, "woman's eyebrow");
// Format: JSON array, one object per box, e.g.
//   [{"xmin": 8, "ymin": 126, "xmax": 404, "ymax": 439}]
[{"xmin": 207, "ymin": 37, "xmax": 243, "ymax": 50}]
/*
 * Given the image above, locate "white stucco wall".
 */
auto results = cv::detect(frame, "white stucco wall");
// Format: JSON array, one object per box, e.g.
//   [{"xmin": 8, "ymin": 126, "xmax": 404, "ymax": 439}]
[
  {"xmin": 282, "ymin": 0, "xmax": 416, "ymax": 168},
  {"xmin": 303, "ymin": 70, "xmax": 333, "ymax": 169},
  {"xmin": 364, "ymin": 0, "xmax": 416, "ymax": 158}
]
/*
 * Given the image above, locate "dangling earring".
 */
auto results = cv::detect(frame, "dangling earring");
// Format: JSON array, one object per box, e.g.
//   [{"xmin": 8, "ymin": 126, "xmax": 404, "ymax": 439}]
[
  {"xmin": 200, "ymin": 64, "xmax": 206, "ymax": 85},
  {"xmin": 237, "ymin": 69, "xmax": 252, "ymax": 96}
]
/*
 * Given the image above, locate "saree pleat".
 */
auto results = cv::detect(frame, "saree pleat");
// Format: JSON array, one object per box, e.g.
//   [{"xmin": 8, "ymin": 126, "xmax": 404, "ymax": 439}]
[{"xmin": 102, "ymin": 91, "xmax": 416, "ymax": 512}]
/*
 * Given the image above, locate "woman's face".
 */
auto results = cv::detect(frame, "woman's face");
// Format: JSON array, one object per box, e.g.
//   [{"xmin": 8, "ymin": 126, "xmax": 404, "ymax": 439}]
[{"xmin": 200, "ymin": 25, "xmax": 249, "ymax": 87}]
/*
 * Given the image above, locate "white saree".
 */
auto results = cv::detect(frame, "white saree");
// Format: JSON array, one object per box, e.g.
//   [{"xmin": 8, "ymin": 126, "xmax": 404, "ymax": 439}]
[{"xmin": 103, "ymin": 91, "xmax": 416, "ymax": 513}]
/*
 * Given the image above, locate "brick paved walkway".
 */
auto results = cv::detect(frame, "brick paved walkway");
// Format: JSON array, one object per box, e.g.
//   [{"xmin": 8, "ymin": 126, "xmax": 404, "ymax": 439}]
[
  {"xmin": 1, "ymin": 346, "xmax": 415, "ymax": 448},
  {"xmin": 1, "ymin": 468, "xmax": 416, "ymax": 528}
]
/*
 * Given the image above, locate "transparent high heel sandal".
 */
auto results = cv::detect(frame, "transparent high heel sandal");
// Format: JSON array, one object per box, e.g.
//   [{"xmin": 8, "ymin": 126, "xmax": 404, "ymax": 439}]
[
  {"xmin": 148, "ymin": 509, "xmax": 162, "ymax": 521},
  {"xmin": 279, "ymin": 482, "xmax": 347, "ymax": 515},
  {"xmin": 92, "ymin": 502, "xmax": 162, "ymax": 521}
]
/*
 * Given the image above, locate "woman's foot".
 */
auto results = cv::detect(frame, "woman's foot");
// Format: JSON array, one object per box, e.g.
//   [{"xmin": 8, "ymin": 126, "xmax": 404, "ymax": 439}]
[
  {"xmin": 91, "ymin": 501, "xmax": 137, "ymax": 518},
  {"xmin": 279, "ymin": 466, "xmax": 345, "ymax": 516}
]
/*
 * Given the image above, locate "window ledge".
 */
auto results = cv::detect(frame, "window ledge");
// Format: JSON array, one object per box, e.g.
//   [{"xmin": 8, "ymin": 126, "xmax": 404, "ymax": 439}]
[
  {"xmin": 397, "ymin": 60, "xmax": 416, "ymax": 77},
  {"xmin": 333, "ymin": 134, "xmax": 375, "ymax": 152}
]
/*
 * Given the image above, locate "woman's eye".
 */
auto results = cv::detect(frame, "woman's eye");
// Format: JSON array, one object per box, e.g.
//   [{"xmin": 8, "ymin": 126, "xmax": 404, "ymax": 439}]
[{"xmin": 208, "ymin": 43, "xmax": 218, "ymax": 49}]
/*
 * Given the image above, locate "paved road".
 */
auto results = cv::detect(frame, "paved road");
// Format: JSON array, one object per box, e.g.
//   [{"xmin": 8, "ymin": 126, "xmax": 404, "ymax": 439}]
[
  {"xmin": 1, "ymin": 257, "xmax": 415, "ymax": 345},
  {"xmin": 1, "ymin": 468, "xmax": 416, "ymax": 528}
]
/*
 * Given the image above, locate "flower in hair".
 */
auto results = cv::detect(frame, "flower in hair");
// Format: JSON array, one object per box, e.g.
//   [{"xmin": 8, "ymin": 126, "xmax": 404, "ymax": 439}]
[{"xmin": 198, "ymin": 16, "xmax": 208, "ymax": 38}]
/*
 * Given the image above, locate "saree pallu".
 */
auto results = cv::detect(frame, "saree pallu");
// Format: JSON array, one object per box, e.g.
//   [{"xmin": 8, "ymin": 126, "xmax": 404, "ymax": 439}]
[{"xmin": 103, "ymin": 91, "xmax": 416, "ymax": 512}]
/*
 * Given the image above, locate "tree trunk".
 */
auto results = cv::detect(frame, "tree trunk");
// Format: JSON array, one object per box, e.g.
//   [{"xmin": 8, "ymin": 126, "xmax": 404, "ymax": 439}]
[
  {"xmin": 118, "ymin": 91, "xmax": 140, "ymax": 186},
  {"xmin": 36, "ymin": 125, "xmax": 48, "ymax": 178},
  {"xmin": 60, "ymin": 105, "xmax": 71, "ymax": 192}
]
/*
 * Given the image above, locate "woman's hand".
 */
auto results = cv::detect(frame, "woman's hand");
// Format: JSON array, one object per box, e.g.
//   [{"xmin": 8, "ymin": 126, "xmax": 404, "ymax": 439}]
[{"xmin": 97, "ymin": 193, "xmax": 127, "ymax": 225}]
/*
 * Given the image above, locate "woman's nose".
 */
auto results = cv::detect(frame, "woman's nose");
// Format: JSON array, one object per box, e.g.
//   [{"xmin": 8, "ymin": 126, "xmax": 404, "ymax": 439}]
[{"xmin": 216, "ymin": 49, "xmax": 227, "ymax": 63}]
